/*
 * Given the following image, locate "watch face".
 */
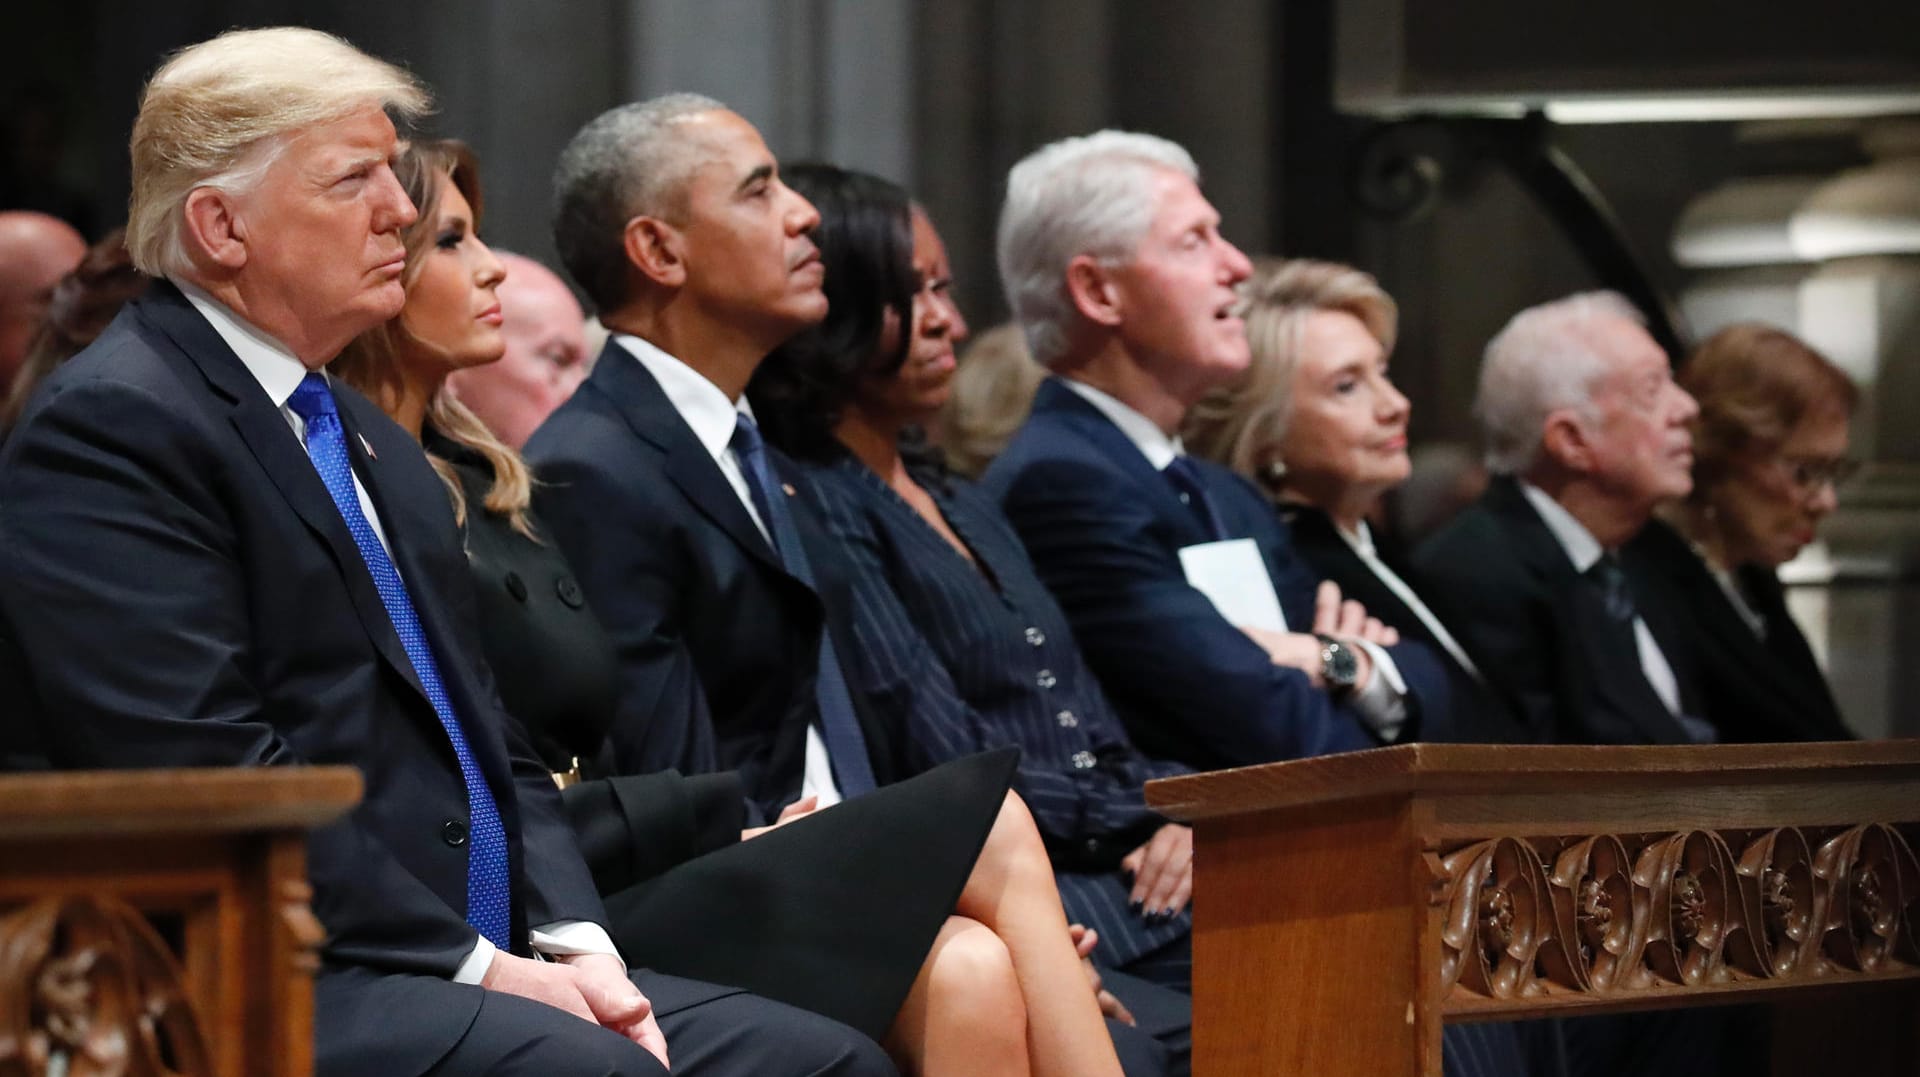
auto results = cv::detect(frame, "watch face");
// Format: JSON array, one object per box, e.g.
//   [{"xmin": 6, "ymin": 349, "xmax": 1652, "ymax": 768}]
[{"xmin": 1322, "ymin": 636, "xmax": 1359, "ymax": 687}]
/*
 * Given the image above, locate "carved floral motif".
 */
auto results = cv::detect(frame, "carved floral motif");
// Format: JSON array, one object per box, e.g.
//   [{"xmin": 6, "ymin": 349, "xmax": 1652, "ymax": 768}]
[
  {"xmin": 1437, "ymin": 824, "xmax": 1920, "ymax": 1004},
  {"xmin": 0, "ymin": 895, "xmax": 210, "ymax": 1077}
]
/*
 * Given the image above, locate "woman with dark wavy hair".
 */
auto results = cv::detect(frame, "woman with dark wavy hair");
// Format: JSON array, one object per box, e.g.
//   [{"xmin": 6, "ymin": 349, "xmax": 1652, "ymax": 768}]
[{"xmin": 749, "ymin": 167, "xmax": 1200, "ymax": 1062}]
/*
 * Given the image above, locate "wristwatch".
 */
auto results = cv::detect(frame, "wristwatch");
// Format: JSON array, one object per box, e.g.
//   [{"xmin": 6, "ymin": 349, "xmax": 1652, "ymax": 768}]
[{"xmin": 1315, "ymin": 634, "xmax": 1359, "ymax": 693}]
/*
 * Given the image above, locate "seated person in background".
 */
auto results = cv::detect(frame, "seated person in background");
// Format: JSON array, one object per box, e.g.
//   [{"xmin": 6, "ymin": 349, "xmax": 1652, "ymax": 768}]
[
  {"xmin": 747, "ymin": 162, "xmax": 1199, "ymax": 1013},
  {"xmin": 527, "ymin": 95, "xmax": 1134, "ymax": 1077},
  {"xmin": 1627, "ymin": 323, "xmax": 1858, "ymax": 742},
  {"xmin": 0, "ymin": 209, "xmax": 86, "ymax": 389},
  {"xmin": 979, "ymin": 130, "xmax": 1452, "ymax": 774},
  {"xmin": 1413, "ymin": 292, "xmax": 1712, "ymax": 747},
  {"xmin": 0, "ymin": 227, "xmax": 149, "ymax": 438},
  {"xmin": 0, "ymin": 28, "xmax": 891, "ymax": 1077},
  {"xmin": 445, "ymin": 250, "xmax": 590, "ymax": 449},
  {"xmin": 934, "ymin": 320, "xmax": 1044, "ymax": 478},
  {"xmin": 1185, "ymin": 258, "xmax": 1524, "ymax": 743}
]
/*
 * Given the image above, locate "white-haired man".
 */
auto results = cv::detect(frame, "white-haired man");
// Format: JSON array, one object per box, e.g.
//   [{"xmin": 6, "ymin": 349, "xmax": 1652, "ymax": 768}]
[
  {"xmin": 447, "ymin": 251, "xmax": 590, "ymax": 449},
  {"xmin": 980, "ymin": 131, "xmax": 1452, "ymax": 775},
  {"xmin": 0, "ymin": 28, "xmax": 893, "ymax": 1077},
  {"xmin": 1413, "ymin": 291, "xmax": 1712, "ymax": 747}
]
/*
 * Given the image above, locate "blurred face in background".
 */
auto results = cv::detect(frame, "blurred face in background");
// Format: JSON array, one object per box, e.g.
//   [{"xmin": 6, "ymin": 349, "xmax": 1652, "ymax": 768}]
[
  {"xmin": 1707, "ymin": 406, "xmax": 1852, "ymax": 568},
  {"xmin": 446, "ymin": 252, "xmax": 589, "ymax": 449},
  {"xmin": 1278, "ymin": 309, "xmax": 1410, "ymax": 514},
  {"xmin": 1575, "ymin": 317, "xmax": 1698, "ymax": 509}
]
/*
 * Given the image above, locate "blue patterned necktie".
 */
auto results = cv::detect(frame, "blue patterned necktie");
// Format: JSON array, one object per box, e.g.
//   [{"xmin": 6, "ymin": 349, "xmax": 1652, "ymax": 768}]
[
  {"xmin": 730, "ymin": 414, "xmax": 878, "ymax": 797},
  {"xmin": 286, "ymin": 373, "xmax": 513, "ymax": 949},
  {"xmin": 1162, "ymin": 455, "xmax": 1228, "ymax": 542}
]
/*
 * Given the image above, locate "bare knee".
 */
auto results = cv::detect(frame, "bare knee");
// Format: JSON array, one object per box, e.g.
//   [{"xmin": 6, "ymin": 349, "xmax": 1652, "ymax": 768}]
[
  {"xmin": 926, "ymin": 917, "xmax": 1027, "ymax": 1036},
  {"xmin": 977, "ymin": 790, "xmax": 1054, "ymax": 889}
]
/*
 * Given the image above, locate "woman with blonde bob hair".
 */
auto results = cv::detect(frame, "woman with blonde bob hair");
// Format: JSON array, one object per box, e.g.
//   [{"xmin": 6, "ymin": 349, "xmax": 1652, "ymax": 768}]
[
  {"xmin": 1186, "ymin": 258, "xmax": 1523, "ymax": 744},
  {"xmin": 1625, "ymin": 323, "xmax": 1858, "ymax": 742}
]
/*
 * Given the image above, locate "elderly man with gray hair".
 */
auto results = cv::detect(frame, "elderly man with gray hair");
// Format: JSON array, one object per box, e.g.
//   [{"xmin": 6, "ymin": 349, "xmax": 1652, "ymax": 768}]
[
  {"xmin": 0, "ymin": 27, "xmax": 893, "ymax": 1077},
  {"xmin": 1413, "ymin": 292, "xmax": 1712, "ymax": 749},
  {"xmin": 980, "ymin": 131, "xmax": 1452, "ymax": 776}
]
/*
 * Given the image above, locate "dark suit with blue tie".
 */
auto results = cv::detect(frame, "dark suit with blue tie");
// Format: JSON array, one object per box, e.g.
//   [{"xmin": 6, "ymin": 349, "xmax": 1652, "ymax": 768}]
[
  {"xmin": 980, "ymin": 377, "xmax": 1452, "ymax": 771},
  {"xmin": 0, "ymin": 284, "xmax": 891, "ymax": 1077}
]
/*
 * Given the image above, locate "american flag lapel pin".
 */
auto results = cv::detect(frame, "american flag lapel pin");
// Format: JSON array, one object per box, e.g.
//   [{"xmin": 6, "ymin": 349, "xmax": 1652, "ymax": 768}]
[{"xmin": 359, "ymin": 432, "xmax": 377, "ymax": 459}]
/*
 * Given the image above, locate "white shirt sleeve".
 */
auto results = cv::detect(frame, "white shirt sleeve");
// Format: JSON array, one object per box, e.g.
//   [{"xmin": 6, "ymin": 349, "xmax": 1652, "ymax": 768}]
[
  {"xmin": 1347, "ymin": 639, "xmax": 1408, "ymax": 742},
  {"xmin": 449, "ymin": 921, "xmax": 623, "ymax": 985}
]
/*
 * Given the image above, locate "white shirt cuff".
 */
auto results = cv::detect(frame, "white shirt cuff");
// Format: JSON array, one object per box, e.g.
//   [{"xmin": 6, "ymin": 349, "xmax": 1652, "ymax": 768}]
[
  {"xmin": 530, "ymin": 920, "xmax": 622, "ymax": 961},
  {"xmin": 452, "ymin": 935, "xmax": 496, "ymax": 985},
  {"xmin": 1349, "ymin": 639, "xmax": 1408, "ymax": 741},
  {"xmin": 450, "ymin": 921, "xmax": 623, "ymax": 986}
]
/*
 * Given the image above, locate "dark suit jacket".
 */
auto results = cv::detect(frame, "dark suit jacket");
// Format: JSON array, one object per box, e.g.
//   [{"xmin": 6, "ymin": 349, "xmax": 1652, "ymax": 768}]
[
  {"xmin": 1411, "ymin": 476, "xmax": 1699, "ymax": 746},
  {"xmin": 526, "ymin": 342, "xmax": 904, "ymax": 816},
  {"xmin": 1282, "ymin": 504, "xmax": 1529, "ymax": 744},
  {"xmin": 1625, "ymin": 518, "xmax": 1853, "ymax": 743},
  {"xmin": 979, "ymin": 377, "xmax": 1449, "ymax": 772},
  {"xmin": 0, "ymin": 283, "xmax": 604, "ymax": 1077}
]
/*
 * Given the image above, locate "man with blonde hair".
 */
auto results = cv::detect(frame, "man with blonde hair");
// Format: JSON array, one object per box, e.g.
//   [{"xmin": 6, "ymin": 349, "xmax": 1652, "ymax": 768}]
[{"xmin": 0, "ymin": 27, "xmax": 892, "ymax": 1077}]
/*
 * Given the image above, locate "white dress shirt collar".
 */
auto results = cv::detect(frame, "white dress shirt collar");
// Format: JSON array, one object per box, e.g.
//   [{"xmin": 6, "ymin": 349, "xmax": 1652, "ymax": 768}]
[
  {"xmin": 613, "ymin": 332, "xmax": 755, "ymax": 462},
  {"xmin": 1060, "ymin": 377, "xmax": 1184, "ymax": 470},
  {"xmin": 1334, "ymin": 519, "xmax": 1484, "ymax": 682},
  {"xmin": 1519, "ymin": 480, "xmax": 1605, "ymax": 571},
  {"xmin": 172, "ymin": 277, "xmax": 314, "ymax": 407}
]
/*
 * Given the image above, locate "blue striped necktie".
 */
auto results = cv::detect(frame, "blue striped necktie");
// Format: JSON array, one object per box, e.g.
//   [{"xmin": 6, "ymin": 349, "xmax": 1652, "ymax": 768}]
[
  {"xmin": 286, "ymin": 373, "xmax": 513, "ymax": 949},
  {"xmin": 1162, "ymin": 455, "xmax": 1228, "ymax": 542},
  {"xmin": 730, "ymin": 414, "xmax": 878, "ymax": 796}
]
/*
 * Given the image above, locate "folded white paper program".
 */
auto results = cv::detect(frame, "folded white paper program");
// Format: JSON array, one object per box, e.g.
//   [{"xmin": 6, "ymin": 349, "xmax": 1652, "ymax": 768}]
[{"xmin": 1178, "ymin": 538, "xmax": 1288, "ymax": 633}]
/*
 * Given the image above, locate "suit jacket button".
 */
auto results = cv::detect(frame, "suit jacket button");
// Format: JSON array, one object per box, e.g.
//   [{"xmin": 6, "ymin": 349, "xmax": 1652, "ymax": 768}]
[
  {"xmin": 503, "ymin": 572, "xmax": 528, "ymax": 602},
  {"xmin": 442, "ymin": 819, "xmax": 469, "ymax": 847},
  {"xmin": 556, "ymin": 577, "xmax": 585, "ymax": 608}
]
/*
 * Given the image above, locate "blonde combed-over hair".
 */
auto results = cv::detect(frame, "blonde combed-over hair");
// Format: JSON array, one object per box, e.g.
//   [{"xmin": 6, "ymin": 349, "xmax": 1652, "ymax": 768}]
[
  {"xmin": 127, "ymin": 26, "xmax": 430, "ymax": 277},
  {"xmin": 1185, "ymin": 258, "xmax": 1398, "ymax": 492}
]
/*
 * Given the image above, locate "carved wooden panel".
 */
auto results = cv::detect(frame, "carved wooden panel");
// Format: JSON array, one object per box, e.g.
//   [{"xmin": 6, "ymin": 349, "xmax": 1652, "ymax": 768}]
[
  {"xmin": 0, "ymin": 894, "xmax": 212, "ymax": 1077},
  {"xmin": 1435, "ymin": 823, "xmax": 1920, "ymax": 1009}
]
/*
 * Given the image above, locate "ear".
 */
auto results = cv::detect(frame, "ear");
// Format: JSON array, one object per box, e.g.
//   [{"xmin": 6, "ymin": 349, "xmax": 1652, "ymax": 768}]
[
  {"xmin": 1539, "ymin": 407, "xmax": 1595, "ymax": 473},
  {"xmin": 1064, "ymin": 253, "xmax": 1124, "ymax": 329},
  {"xmin": 623, "ymin": 216, "xmax": 686, "ymax": 289},
  {"xmin": 181, "ymin": 187, "xmax": 248, "ymax": 271}
]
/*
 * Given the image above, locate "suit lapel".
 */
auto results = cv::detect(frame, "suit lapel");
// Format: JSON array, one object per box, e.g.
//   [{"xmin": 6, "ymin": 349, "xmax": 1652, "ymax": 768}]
[
  {"xmin": 141, "ymin": 286, "xmax": 435, "ymax": 708},
  {"xmin": 1033, "ymin": 378, "xmax": 1212, "ymax": 547},
  {"xmin": 588, "ymin": 348, "xmax": 789, "ymax": 577},
  {"xmin": 1488, "ymin": 479, "xmax": 1688, "ymax": 744}
]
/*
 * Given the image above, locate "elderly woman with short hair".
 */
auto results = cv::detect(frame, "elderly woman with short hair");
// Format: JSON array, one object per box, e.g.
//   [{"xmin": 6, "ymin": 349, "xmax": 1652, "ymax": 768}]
[
  {"xmin": 1185, "ymin": 258, "xmax": 1524, "ymax": 743},
  {"xmin": 1625, "ymin": 323, "xmax": 1858, "ymax": 742}
]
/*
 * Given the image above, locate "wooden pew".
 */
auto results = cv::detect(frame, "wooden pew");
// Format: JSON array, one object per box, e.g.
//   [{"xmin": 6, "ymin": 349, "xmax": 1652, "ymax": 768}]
[
  {"xmin": 0, "ymin": 768, "xmax": 360, "ymax": 1077},
  {"xmin": 1147, "ymin": 741, "xmax": 1920, "ymax": 1075}
]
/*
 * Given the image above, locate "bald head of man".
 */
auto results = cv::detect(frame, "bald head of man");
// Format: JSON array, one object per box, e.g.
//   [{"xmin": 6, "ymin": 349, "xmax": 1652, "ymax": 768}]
[
  {"xmin": 0, "ymin": 211, "xmax": 86, "ymax": 381},
  {"xmin": 446, "ymin": 251, "xmax": 590, "ymax": 449}
]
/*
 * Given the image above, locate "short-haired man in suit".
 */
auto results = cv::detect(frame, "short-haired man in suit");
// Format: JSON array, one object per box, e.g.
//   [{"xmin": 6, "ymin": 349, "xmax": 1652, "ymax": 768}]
[
  {"xmin": 979, "ymin": 130, "xmax": 1547, "ymax": 1077},
  {"xmin": 0, "ymin": 29, "xmax": 891, "ymax": 1077},
  {"xmin": 980, "ymin": 131, "xmax": 1451, "ymax": 774},
  {"xmin": 1412, "ymin": 291, "xmax": 1713, "ymax": 747}
]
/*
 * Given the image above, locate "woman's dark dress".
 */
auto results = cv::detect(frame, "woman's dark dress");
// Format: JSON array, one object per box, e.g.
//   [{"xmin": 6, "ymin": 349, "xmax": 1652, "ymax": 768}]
[{"xmin": 435, "ymin": 434, "xmax": 1012, "ymax": 1041}]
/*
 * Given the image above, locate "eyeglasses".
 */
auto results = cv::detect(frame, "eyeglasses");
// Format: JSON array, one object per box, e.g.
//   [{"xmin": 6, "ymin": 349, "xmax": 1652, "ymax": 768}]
[{"xmin": 1777, "ymin": 454, "xmax": 1861, "ymax": 493}]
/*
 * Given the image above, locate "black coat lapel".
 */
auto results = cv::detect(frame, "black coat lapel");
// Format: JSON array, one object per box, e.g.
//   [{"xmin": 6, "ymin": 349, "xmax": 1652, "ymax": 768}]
[
  {"xmin": 1033, "ymin": 378, "xmax": 1210, "ymax": 547},
  {"xmin": 588, "ymin": 347, "xmax": 789, "ymax": 578}
]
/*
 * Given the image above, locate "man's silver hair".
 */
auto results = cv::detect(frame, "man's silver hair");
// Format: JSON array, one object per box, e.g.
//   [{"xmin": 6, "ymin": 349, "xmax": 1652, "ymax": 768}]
[
  {"xmin": 1475, "ymin": 290, "xmax": 1648, "ymax": 474},
  {"xmin": 996, "ymin": 130, "xmax": 1199, "ymax": 369},
  {"xmin": 126, "ymin": 27, "xmax": 429, "ymax": 278},
  {"xmin": 551, "ymin": 93, "xmax": 728, "ymax": 313}
]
